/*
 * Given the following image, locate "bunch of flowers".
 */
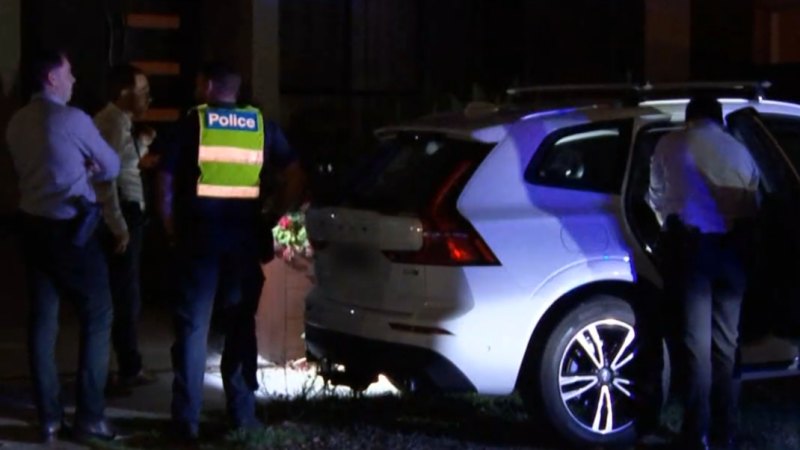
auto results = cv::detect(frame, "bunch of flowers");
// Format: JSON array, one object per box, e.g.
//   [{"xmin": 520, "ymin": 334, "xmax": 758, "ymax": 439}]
[{"xmin": 272, "ymin": 209, "xmax": 313, "ymax": 262}]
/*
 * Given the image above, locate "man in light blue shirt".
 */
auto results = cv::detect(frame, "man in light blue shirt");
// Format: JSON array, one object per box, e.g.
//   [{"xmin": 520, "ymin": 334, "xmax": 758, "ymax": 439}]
[
  {"xmin": 5, "ymin": 49, "xmax": 120, "ymax": 444},
  {"xmin": 7, "ymin": 66, "xmax": 120, "ymax": 219}
]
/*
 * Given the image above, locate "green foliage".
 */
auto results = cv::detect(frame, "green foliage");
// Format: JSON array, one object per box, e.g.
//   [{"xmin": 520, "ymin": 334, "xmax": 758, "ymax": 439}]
[{"xmin": 272, "ymin": 210, "xmax": 312, "ymax": 261}]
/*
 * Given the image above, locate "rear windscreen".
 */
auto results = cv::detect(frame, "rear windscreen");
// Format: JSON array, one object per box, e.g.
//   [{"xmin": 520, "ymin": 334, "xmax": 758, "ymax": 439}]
[{"xmin": 345, "ymin": 133, "xmax": 494, "ymax": 214}]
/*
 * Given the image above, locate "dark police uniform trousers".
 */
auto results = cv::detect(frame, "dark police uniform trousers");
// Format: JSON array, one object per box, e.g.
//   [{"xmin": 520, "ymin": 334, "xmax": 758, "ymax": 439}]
[
  {"xmin": 660, "ymin": 217, "xmax": 752, "ymax": 441},
  {"xmin": 170, "ymin": 218, "xmax": 264, "ymax": 428}
]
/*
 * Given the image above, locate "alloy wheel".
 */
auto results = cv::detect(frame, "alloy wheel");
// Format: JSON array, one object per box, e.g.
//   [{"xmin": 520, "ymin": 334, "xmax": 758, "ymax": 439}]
[{"xmin": 558, "ymin": 318, "xmax": 637, "ymax": 436}]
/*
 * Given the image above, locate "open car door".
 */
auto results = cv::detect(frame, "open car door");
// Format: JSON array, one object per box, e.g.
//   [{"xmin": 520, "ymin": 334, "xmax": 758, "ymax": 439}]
[{"xmin": 727, "ymin": 107, "xmax": 800, "ymax": 345}]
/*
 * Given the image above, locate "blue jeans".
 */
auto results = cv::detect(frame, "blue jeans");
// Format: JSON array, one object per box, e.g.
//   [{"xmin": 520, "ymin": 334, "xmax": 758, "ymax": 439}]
[
  {"xmin": 661, "ymin": 226, "xmax": 749, "ymax": 440},
  {"xmin": 22, "ymin": 214, "xmax": 112, "ymax": 426},
  {"xmin": 170, "ymin": 244, "xmax": 263, "ymax": 427}
]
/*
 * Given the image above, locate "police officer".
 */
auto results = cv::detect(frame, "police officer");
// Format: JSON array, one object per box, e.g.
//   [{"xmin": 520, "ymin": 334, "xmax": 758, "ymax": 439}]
[
  {"xmin": 647, "ymin": 96, "xmax": 759, "ymax": 450},
  {"xmin": 156, "ymin": 63, "xmax": 303, "ymax": 440}
]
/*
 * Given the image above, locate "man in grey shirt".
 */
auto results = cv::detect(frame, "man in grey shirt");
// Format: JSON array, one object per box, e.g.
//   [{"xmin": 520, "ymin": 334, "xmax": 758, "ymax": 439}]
[{"xmin": 5, "ymin": 50, "xmax": 120, "ymax": 443}]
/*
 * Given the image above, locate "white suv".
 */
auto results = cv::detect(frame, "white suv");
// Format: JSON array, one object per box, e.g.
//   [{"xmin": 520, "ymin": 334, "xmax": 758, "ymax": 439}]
[{"xmin": 303, "ymin": 84, "xmax": 800, "ymax": 447}]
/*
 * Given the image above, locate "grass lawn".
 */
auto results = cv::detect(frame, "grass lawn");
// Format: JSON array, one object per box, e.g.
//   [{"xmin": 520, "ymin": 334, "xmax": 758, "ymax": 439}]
[{"xmin": 80, "ymin": 376, "xmax": 800, "ymax": 450}]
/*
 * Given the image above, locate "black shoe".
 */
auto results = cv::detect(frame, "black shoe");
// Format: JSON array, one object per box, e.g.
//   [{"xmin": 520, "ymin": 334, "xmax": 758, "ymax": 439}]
[
  {"xmin": 673, "ymin": 434, "xmax": 710, "ymax": 450},
  {"xmin": 72, "ymin": 418, "xmax": 117, "ymax": 443},
  {"xmin": 710, "ymin": 428, "xmax": 739, "ymax": 450},
  {"xmin": 104, "ymin": 382, "xmax": 133, "ymax": 398},
  {"xmin": 711, "ymin": 437, "xmax": 739, "ymax": 450},
  {"xmin": 39, "ymin": 419, "xmax": 66, "ymax": 444},
  {"xmin": 232, "ymin": 416, "xmax": 265, "ymax": 433},
  {"xmin": 172, "ymin": 421, "xmax": 199, "ymax": 443},
  {"xmin": 637, "ymin": 425, "xmax": 675, "ymax": 448},
  {"xmin": 117, "ymin": 369, "xmax": 158, "ymax": 388}
]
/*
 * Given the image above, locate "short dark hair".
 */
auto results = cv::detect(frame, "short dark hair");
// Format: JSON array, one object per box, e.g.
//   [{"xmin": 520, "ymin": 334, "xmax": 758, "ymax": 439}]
[
  {"xmin": 685, "ymin": 95, "xmax": 723, "ymax": 124},
  {"xmin": 26, "ymin": 48, "xmax": 67, "ymax": 93},
  {"xmin": 107, "ymin": 64, "xmax": 145, "ymax": 101},
  {"xmin": 199, "ymin": 62, "xmax": 241, "ymax": 95}
]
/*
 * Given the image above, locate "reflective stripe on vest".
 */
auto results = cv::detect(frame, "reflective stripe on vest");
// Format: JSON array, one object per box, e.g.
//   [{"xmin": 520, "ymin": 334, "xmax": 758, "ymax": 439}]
[
  {"xmin": 196, "ymin": 184, "xmax": 261, "ymax": 198},
  {"xmin": 196, "ymin": 104, "xmax": 265, "ymax": 199},
  {"xmin": 198, "ymin": 146, "xmax": 264, "ymax": 165}
]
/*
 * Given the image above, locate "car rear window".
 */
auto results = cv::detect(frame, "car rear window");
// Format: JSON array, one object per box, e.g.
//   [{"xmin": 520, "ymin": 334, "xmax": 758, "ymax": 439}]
[{"xmin": 344, "ymin": 133, "xmax": 494, "ymax": 214}]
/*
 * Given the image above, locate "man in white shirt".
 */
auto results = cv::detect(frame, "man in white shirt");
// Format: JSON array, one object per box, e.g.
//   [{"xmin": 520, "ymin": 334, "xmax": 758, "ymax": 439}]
[
  {"xmin": 5, "ymin": 49, "xmax": 120, "ymax": 443},
  {"xmin": 94, "ymin": 64, "xmax": 157, "ymax": 389},
  {"xmin": 647, "ymin": 96, "xmax": 759, "ymax": 450}
]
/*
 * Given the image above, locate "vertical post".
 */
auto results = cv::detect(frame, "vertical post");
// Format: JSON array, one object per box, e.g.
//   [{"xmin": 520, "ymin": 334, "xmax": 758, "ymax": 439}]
[
  {"xmin": 0, "ymin": 0, "xmax": 21, "ymax": 214},
  {"xmin": 0, "ymin": 0, "xmax": 20, "ymax": 97},
  {"xmin": 250, "ymin": 0, "xmax": 287, "ymax": 364},
  {"xmin": 252, "ymin": 0, "xmax": 280, "ymax": 120},
  {"xmin": 644, "ymin": 0, "xmax": 691, "ymax": 82},
  {"xmin": 769, "ymin": 12, "xmax": 781, "ymax": 64}
]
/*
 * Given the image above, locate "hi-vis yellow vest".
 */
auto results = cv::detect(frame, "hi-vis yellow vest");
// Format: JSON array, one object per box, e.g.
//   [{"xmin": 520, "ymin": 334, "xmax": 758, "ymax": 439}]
[{"xmin": 196, "ymin": 104, "xmax": 265, "ymax": 199}]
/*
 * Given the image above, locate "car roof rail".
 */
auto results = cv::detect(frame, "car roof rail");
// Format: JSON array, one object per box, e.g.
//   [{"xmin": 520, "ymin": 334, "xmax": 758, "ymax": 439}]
[
  {"xmin": 506, "ymin": 83, "xmax": 638, "ymax": 107},
  {"xmin": 506, "ymin": 81, "xmax": 772, "ymax": 106},
  {"xmin": 507, "ymin": 83, "xmax": 636, "ymax": 96},
  {"xmin": 463, "ymin": 101, "xmax": 500, "ymax": 118},
  {"xmin": 636, "ymin": 81, "xmax": 772, "ymax": 103}
]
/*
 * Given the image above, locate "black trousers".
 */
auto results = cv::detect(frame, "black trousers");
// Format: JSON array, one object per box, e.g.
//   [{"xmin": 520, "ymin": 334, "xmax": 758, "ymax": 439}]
[
  {"xmin": 660, "ymin": 225, "xmax": 749, "ymax": 440},
  {"xmin": 170, "ymin": 237, "xmax": 264, "ymax": 428},
  {"xmin": 102, "ymin": 202, "xmax": 145, "ymax": 377}
]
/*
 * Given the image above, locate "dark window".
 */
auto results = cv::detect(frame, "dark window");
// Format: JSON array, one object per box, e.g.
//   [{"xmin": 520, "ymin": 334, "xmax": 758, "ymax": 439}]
[
  {"xmin": 525, "ymin": 120, "xmax": 633, "ymax": 194},
  {"xmin": 626, "ymin": 123, "xmax": 681, "ymax": 251},
  {"xmin": 344, "ymin": 133, "xmax": 493, "ymax": 214},
  {"xmin": 761, "ymin": 114, "xmax": 800, "ymax": 171}
]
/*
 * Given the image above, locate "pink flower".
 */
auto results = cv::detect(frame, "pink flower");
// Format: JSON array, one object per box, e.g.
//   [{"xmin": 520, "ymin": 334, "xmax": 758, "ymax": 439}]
[{"xmin": 279, "ymin": 216, "xmax": 292, "ymax": 229}]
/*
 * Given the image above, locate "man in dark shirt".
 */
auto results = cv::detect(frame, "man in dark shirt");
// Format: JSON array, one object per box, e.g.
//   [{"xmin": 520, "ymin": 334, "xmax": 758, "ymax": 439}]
[{"xmin": 156, "ymin": 63, "xmax": 303, "ymax": 441}]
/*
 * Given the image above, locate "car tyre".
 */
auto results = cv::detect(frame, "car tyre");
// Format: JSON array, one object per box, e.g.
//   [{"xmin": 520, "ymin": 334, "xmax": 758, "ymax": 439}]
[{"xmin": 523, "ymin": 295, "xmax": 667, "ymax": 447}]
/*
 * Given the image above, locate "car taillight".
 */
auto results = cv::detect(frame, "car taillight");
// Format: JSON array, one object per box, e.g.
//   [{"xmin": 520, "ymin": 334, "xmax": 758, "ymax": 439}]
[{"xmin": 383, "ymin": 160, "xmax": 499, "ymax": 266}]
